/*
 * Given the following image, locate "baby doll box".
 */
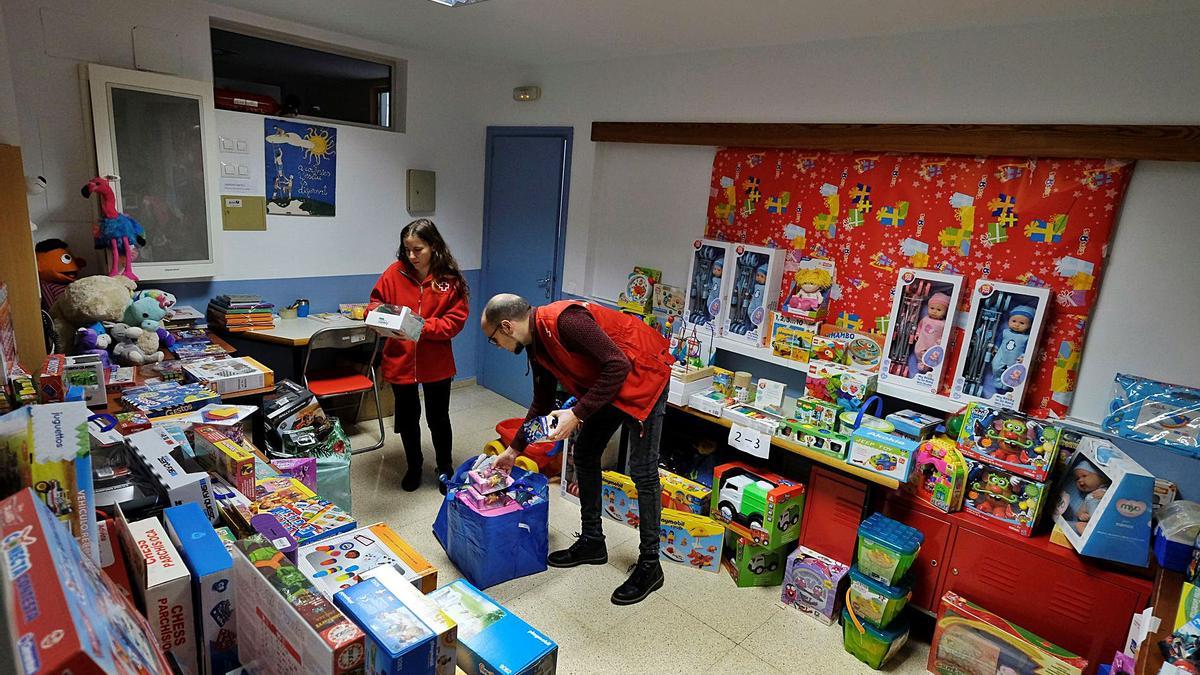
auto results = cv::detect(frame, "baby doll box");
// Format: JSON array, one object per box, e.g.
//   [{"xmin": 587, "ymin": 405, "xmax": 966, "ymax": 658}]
[
  {"xmin": 1050, "ymin": 436, "xmax": 1153, "ymax": 567},
  {"xmin": 928, "ymin": 591, "xmax": 1088, "ymax": 675},
  {"xmin": 880, "ymin": 269, "xmax": 964, "ymax": 395},
  {"xmin": 428, "ymin": 579, "xmax": 558, "ymax": 675},
  {"xmin": 684, "ymin": 238, "xmax": 737, "ymax": 329},
  {"xmin": 957, "ymin": 402, "xmax": 1062, "ymax": 482},
  {"xmin": 781, "ymin": 545, "xmax": 851, "ymax": 625},
  {"xmin": 962, "ymin": 458, "xmax": 1049, "ymax": 537},
  {"xmin": 856, "ymin": 512, "xmax": 923, "ymax": 586},
  {"xmin": 949, "ymin": 279, "xmax": 1052, "ymax": 412},
  {"xmin": 721, "ymin": 243, "xmax": 786, "ymax": 346},
  {"xmin": 660, "ymin": 508, "xmax": 725, "ymax": 573},
  {"xmin": 779, "ymin": 253, "xmax": 837, "ymax": 322}
]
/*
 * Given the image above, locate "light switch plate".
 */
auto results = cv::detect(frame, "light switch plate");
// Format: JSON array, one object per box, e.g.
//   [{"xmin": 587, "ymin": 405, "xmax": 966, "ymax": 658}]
[{"xmin": 406, "ymin": 169, "xmax": 435, "ymax": 214}]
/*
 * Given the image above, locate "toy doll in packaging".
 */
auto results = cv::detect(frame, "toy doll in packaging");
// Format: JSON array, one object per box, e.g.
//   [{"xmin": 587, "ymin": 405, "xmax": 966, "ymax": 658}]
[
  {"xmin": 881, "ymin": 269, "xmax": 963, "ymax": 395},
  {"xmin": 780, "ymin": 254, "xmax": 836, "ymax": 321},
  {"xmin": 950, "ymin": 280, "xmax": 1051, "ymax": 411},
  {"xmin": 468, "ymin": 467, "xmax": 514, "ymax": 495}
]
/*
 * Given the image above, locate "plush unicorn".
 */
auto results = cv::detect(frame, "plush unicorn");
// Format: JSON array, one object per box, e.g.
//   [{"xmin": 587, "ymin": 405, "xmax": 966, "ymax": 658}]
[{"xmin": 82, "ymin": 176, "xmax": 145, "ymax": 281}]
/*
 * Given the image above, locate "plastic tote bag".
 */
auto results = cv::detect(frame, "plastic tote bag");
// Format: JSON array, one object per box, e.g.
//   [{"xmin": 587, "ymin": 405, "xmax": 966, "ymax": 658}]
[
  {"xmin": 433, "ymin": 457, "xmax": 549, "ymax": 589},
  {"xmin": 276, "ymin": 416, "xmax": 353, "ymax": 512}
]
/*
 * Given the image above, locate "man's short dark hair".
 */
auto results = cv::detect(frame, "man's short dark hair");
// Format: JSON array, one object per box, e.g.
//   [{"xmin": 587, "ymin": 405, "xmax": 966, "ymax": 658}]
[{"xmin": 483, "ymin": 294, "xmax": 531, "ymax": 326}]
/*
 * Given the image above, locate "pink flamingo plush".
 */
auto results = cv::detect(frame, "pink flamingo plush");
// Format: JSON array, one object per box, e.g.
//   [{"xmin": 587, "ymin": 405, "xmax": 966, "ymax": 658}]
[{"xmin": 82, "ymin": 176, "xmax": 145, "ymax": 281}]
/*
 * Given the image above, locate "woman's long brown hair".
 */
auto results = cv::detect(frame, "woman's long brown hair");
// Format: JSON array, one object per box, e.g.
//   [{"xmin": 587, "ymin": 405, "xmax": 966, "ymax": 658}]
[{"xmin": 397, "ymin": 218, "xmax": 469, "ymax": 298}]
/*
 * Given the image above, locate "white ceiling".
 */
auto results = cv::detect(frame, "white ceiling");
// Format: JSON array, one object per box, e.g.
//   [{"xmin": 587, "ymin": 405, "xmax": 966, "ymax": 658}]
[{"xmin": 210, "ymin": 0, "xmax": 1195, "ymax": 66}]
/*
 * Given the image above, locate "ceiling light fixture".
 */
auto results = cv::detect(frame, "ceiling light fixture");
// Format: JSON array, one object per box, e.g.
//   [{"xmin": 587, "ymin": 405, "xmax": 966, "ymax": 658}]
[
  {"xmin": 426, "ymin": 0, "xmax": 490, "ymax": 6},
  {"xmin": 513, "ymin": 86, "xmax": 541, "ymax": 102}
]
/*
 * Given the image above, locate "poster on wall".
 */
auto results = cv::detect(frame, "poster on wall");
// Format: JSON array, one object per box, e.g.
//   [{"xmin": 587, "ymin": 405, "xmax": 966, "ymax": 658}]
[
  {"xmin": 264, "ymin": 118, "xmax": 337, "ymax": 216},
  {"xmin": 704, "ymin": 149, "xmax": 1133, "ymax": 416}
]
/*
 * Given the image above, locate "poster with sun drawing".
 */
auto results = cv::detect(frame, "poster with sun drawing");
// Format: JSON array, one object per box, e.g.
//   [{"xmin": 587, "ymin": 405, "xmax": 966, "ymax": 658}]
[{"xmin": 264, "ymin": 118, "xmax": 337, "ymax": 216}]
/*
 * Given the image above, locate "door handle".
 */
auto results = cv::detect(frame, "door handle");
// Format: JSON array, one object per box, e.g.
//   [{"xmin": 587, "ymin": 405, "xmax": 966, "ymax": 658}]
[{"xmin": 536, "ymin": 271, "xmax": 553, "ymax": 299}]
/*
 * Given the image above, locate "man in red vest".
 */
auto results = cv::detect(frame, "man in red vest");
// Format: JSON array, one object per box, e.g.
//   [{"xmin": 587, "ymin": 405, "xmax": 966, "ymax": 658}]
[{"xmin": 484, "ymin": 293, "xmax": 674, "ymax": 605}]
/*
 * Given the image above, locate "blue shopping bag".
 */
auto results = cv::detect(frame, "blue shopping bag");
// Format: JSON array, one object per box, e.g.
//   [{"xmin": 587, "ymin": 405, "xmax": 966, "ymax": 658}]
[{"xmin": 432, "ymin": 457, "xmax": 550, "ymax": 589}]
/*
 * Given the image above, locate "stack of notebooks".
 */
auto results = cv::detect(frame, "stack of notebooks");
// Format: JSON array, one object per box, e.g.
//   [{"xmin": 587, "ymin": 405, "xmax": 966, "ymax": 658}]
[
  {"xmin": 162, "ymin": 305, "xmax": 204, "ymax": 331},
  {"xmin": 207, "ymin": 294, "xmax": 274, "ymax": 332}
]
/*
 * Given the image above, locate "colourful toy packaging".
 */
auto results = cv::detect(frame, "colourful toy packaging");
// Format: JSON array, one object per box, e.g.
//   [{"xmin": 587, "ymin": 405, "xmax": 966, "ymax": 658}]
[
  {"xmin": 769, "ymin": 312, "xmax": 816, "ymax": 363},
  {"xmin": 886, "ymin": 409, "xmax": 943, "ymax": 441},
  {"xmin": 949, "ymin": 279, "xmax": 1051, "ymax": 411},
  {"xmin": 794, "ymin": 396, "xmax": 840, "ymax": 431},
  {"xmin": 64, "ymin": 352, "xmax": 108, "ymax": 408},
  {"xmin": 297, "ymin": 521, "xmax": 439, "ymax": 597},
  {"xmin": 652, "ymin": 281, "xmax": 684, "ymax": 317},
  {"xmin": 270, "ymin": 456, "xmax": 318, "ymax": 492},
  {"xmin": 962, "ymin": 459, "xmax": 1049, "ymax": 537},
  {"xmin": 0, "ymin": 401, "xmax": 97, "ymax": 563},
  {"xmin": 616, "ymin": 265, "xmax": 662, "ymax": 316},
  {"xmin": 601, "ymin": 470, "xmax": 641, "ymax": 526},
  {"xmin": 118, "ymin": 512, "xmax": 199, "ymax": 675},
  {"xmin": 910, "ymin": 437, "xmax": 968, "ymax": 512},
  {"xmin": 848, "ymin": 427, "xmax": 919, "ymax": 482},
  {"xmin": 856, "ymin": 513, "xmax": 923, "ymax": 586},
  {"xmin": 467, "ymin": 467, "xmax": 514, "ymax": 495},
  {"xmin": 164, "ymin": 502, "xmax": 238, "ymax": 675},
  {"xmin": 848, "ymin": 566, "xmax": 911, "ymax": 628},
  {"xmin": 363, "ymin": 566, "xmax": 459, "ymax": 675},
  {"xmin": 881, "ymin": 269, "xmax": 964, "ymax": 395},
  {"xmin": 659, "ymin": 508, "xmax": 725, "ymax": 573},
  {"xmin": 724, "ymin": 534, "xmax": 787, "ymax": 587},
  {"xmin": 684, "ymin": 238, "xmax": 737, "ymax": 328},
  {"xmin": 232, "ymin": 534, "xmax": 367, "ymax": 674},
  {"xmin": 333, "ymin": 577, "xmax": 439, "ymax": 675},
  {"xmin": 1103, "ymin": 373, "xmax": 1200, "ymax": 454},
  {"xmin": 659, "ymin": 467, "xmax": 711, "ymax": 514},
  {"xmin": 754, "ymin": 378, "xmax": 786, "ymax": 413},
  {"xmin": 805, "ymin": 361, "xmax": 878, "ymax": 411},
  {"xmin": 842, "ymin": 605, "xmax": 910, "ymax": 670},
  {"xmin": 0, "ymin": 488, "xmax": 173, "ymax": 675},
  {"xmin": 251, "ymin": 512, "xmax": 298, "ymax": 561},
  {"xmin": 428, "ymin": 579, "xmax": 558, "ymax": 675},
  {"xmin": 721, "ymin": 403, "xmax": 783, "ymax": 435},
  {"xmin": 1049, "ymin": 436, "xmax": 1153, "ymax": 566},
  {"xmin": 461, "ymin": 486, "xmax": 513, "ymax": 512},
  {"xmin": 810, "ymin": 335, "xmax": 849, "ymax": 365},
  {"xmin": 781, "ymin": 545, "xmax": 850, "ymax": 625},
  {"xmin": 193, "ymin": 424, "xmax": 256, "ymax": 498},
  {"xmin": 957, "ymin": 402, "xmax": 1062, "ymax": 482},
  {"xmin": 37, "ymin": 353, "xmax": 67, "ymax": 402},
  {"xmin": 792, "ymin": 423, "xmax": 852, "ymax": 460},
  {"xmin": 721, "ymin": 243, "xmax": 786, "ymax": 346},
  {"xmin": 120, "ymin": 381, "xmax": 221, "ymax": 418},
  {"xmin": 779, "ymin": 253, "xmax": 836, "ymax": 322},
  {"xmin": 253, "ymin": 477, "xmax": 357, "ymax": 546},
  {"xmin": 711, "ymin": 462, "xmax": 805, "ymax": 549},
  {"xmin": 688, "ymin": 388, "xmax": 731, "ymax": 417},
  {"xmin": 711, "ymin": 366, "xmax": 736, "ymax": 397},
  {"xmin": 820, "ymin": 324, "xmax": 885, "ymax": 373},
  {"xmin": 928, "ymin": 591, "xmax": 1088, "ymax": 675}
]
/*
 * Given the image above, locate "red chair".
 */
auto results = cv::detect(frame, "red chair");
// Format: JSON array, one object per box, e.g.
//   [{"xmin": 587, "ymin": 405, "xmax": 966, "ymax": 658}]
[{"xmin": 301, "ymin": 325, "xmax": 384, "ymax": 453}]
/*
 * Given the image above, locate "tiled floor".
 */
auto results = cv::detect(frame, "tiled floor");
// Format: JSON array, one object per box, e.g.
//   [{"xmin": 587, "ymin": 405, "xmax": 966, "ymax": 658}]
[{"xmin": 345, "ymin": 384, "xmax": 932, "ymax": 675}]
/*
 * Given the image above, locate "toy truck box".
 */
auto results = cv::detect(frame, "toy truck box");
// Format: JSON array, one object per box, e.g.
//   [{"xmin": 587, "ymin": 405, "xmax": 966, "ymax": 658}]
[
  {"xmin": 334, "ymin": 577, "xmax": 439, "ymax": 675},
  {"xmin": 118, "ymin": 511, "xmax": 199, "ymax": 675},
  {"xmin": 193, "ymin": 424, "xmax": 257, "ymax": 499},
  {"xmin": 127, "ymin": 428, "xmax": 219, "ymax": 523},
  {"xmin": 120, "ymin": 381, "xmax": 221, "ymax": 418},
  {"xmin": 956, "ymin": 402, "xmax": 1062, "ymax": 483},
  {"xmin": 711, "ymin": 462, "xmax": 805, "ymax": 549},
  {"xmin": 428, "ymin": 579, "xmax": 558, "ymax": 675},
  {"xmin": 164, "ymin": 503, "xmax": 239, "ymax": 675},
  {"xmin": 724, "ymin": 534, "xmax": 787, "ymax": 587},
  {"xmin": 659, "ymin": 508, "xmax": 725, "ymax": 574},
  {"xmin": 962, "ymin": 458, "xmax": 1049, "ymax": 537},
  {"xmin": 298, "ymin": 521, "xmax": 439, "ymax": 597},
  {"xmin": 0, "ymin": 401, "xmax": 97, "ymax": 564},
  {"xmin": 0, "ymin": 488, "xmax": 173, "ymax": 674},
  {"xmin": 363, "ymin": 566, "xmax": 458, "ymax": 675},
  {"xmin": 781, "ymin": 545, "xmax": 850, "ymax": 625},
  {"xmin": 232, "ymin": 534, "xmax": 367, "ymax": 674}
]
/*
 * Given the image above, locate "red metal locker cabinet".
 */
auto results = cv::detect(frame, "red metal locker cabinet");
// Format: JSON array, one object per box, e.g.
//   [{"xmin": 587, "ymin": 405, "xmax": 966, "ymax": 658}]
[
  {"xmin": 798, "ymin": 466, "xmax": 867, "ymax": 564},
  {"xmin": 881, "ymin": 498, "xmax": 954, "ymax": 611}
]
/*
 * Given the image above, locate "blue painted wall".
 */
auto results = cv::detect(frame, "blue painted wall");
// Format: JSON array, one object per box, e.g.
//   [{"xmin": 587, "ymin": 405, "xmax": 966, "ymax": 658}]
[{"xmin": 155, "ymin": 268, "xmax": 482, "ymax": 382}]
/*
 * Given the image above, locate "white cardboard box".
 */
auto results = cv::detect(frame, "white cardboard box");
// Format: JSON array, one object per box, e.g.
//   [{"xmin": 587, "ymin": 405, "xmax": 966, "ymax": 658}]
[
  {"xmin": 119, "ymin": 512, "xmax": 198, "ymax": 675},
  {"xmin": 127, "ymin": 428, "xmax": 219, "ymax": 522},
  {"xmin": 668, "ymin": 375, "xmax": 714, "ymax": 406},
  {"xmin": 183, "ymin": 357, "xmax": 272, "ymax": 395},
  {"xmin": 366, "ymin": 304, "xmax": 424, "ymax": 341}
]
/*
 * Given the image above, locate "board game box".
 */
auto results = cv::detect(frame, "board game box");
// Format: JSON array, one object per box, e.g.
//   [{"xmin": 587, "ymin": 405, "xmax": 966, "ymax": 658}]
[{"xmin": 298, "ymin": 522, "xmax": 439, "ymax": 597}]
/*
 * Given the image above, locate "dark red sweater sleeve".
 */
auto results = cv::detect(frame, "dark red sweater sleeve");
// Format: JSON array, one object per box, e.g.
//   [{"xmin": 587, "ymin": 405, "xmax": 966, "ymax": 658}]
[{"xmin": 557, "ymin": 306, "xmax": 630, "ymax": 421}]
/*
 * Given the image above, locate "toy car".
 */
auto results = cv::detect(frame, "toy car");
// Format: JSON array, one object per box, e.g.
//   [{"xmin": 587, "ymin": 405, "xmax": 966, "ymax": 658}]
[
  {"xmin": 747, "ymin": 553, "xmax": 780, "ymax": 575},
  {"xmin": 775, "ymin": 504, "xmax": 801, "ymax": 532},
  {"xmin": 717, "ymin": 474, "xmax": 771, "ymax": 531},
  {"xmin": 34, "ymin": 479, "xmax": 73, "ymax": 517}
]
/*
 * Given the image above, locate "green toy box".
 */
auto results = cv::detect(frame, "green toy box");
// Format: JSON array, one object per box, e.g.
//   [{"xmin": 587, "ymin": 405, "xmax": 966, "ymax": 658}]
[
  {"xmin": 843, "ymin": 606, "xmax": 909, "ymax": 670},
  {"xmin": 711, "ymin": 462, "xmax": 805, "ymax": 549},
  {"xmin": 723, "ymin": 533, "xmax": 788, "ymax": 587}
]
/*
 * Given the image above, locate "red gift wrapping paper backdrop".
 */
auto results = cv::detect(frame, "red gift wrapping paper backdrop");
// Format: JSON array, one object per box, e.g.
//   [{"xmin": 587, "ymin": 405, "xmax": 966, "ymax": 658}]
[{"xmin": 704, "ymin": 149, "xmax": 1133, "ymax": 416}]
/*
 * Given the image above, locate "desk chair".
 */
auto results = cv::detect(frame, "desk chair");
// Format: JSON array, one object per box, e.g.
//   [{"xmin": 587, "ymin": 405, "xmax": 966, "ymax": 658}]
[{"xmin": 301, "ymin": 325, "xmax": 384, "ymax": 453}]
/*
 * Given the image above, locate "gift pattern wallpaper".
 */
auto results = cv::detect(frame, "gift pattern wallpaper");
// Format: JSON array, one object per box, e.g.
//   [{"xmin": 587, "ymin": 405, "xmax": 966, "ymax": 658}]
[{"xmin": 704, "ymin": 149, "xmax": 1133, "ymax": 415}]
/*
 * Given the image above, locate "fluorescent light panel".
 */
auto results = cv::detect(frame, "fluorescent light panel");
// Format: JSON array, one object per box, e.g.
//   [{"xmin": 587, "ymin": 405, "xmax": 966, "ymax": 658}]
[{"xmin": 427, "ymin": 0, "xmax": 490, "ymax": 6}]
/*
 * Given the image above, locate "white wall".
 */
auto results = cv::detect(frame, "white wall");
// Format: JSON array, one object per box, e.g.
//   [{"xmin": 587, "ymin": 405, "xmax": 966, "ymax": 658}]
[
  {"xmin": 481, "ymin": 9, "xmax": 1200, "ymax": 423},
  {"xmin": 2, "ymin": 0, "xmax": 508, "ymax": 277}
]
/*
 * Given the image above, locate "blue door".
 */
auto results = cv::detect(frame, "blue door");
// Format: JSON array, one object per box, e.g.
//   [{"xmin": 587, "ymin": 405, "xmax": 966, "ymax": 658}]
[{"xmin": 478, "ymin": 127, "xmax": 572, "ymax": 406}]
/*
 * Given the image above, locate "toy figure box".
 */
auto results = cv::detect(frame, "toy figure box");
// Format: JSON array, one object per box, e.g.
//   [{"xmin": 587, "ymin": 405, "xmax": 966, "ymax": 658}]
[
  {"xmin": 600, "ymin": 470, "xmax": 640, "ymax": 526},
  {"xmin": 362, "ymin": 566, "xmax": 458, "ymax": 675},
  {"xmin": 367, "ymin": 304, "xmax": 425, "ymax": 341},
  {"xmin": 1050, "ymin": 436, "xmax": 1153, "ymax": 566},
  {"xmin": 428, "ymin": 579, "xmax": 558, "ymax": 675},
  {"xmin": 117, "ymin": 511, "xmax": 199, "ymax": 675},
  {"xmin": 848, "ymin": 427, "xmax": 919, "ymax": 482},
  {"xmin": 779, "ymin": 253, "xmax": 836, "ymax": 322},
  {"xmin": 880, "ymin": 269, "xmax": 964, "ymax": 395},
  {"xmin": 711, "ymin": 462, "xmax": 805, "ymax": 549},
  {"xmin": 0, "ymin": 401, "xmax": 97, "ymax": 564},
  {"xmin": 298, "ymin": 521, "xmax": 439, "ymax": 597},
  {"xmin": 660, "ymin": 467, "xmax": 711, "ymax": 514},
  {"xmin": 120, "ymin": 381, "xmax": 221, "ymax": 418},
  {"xmin": 232, "ymin": 534, "xmax": 367, "ymax": 675},
  {"xmin": 724, "ymin": 534, "xmax": 787, "ymax": 587},
  {"xmin": 0, "ymin": 488, "xmax": 173, "ymax": 675},
  {"xmin": 805, "ymin": 361, "xmax": 878, "ymax": 411},
  {"xmin": 962, "ymin": 458, "xmax": 1049, "ymax": 537},
  {"xmin": 820, "ymin": 324, "xmax": 885, "ymax": 373},
  {"xmin": 794, "ymin": 396, "xmax": 841, "ymax": 431},
  {"xmin": 616, "ymin": 266, "xmax": 662, "ymax": 316},
  {"xmin": 164, "ymin": 502, "xmax": 239, "ymax": 675},
  {"xmin": 791, "ymin": 423, "xmax": 852, "ymax": 460},
  {"xmin": 184, "ymin": 356, "xmax": 273, "ymax": 395},
  {"xmin": 333, "ymin": 577, "xmax": 438, "ymax": 675},
  {"xmin": 949, "ymin": 280, "xmax": 1051, "ymax": 411},
  {"xmin": 722, "ymin": 244, "xmax": 786, "ymax": 346},
  {"xmin": 684, "ymin": 238, "xmax": 737, "ymax": 328},
  {"xmin": 782, "ymin": 545, "xmax": 850, "ymax": 625},
  {"xmin": 769, "ymin": 312, "xmax": 817, "ymax": 363},
  {"xmin": 193, "ymin": 424, "xmax": 256, "ymax": 498},
  {"xmin": 253, "ymin": 477, "xmax": 357, "ymax": 546},
  {"xmin": 127, "ymin": 428, "xmax": 219, "ymax": 523},
  {"xmin": 929, "ymin": 591, "xmax": 1087, "ymax": 675},
  {"xmin": 659, "ymin": 508, "xmax": 725, "ymax": 573},
  {"xmin": 957, "ymin": 402, "xmax": 1062, "ymax": 482},
  {"xmin": 910, "ymin": 437, "xmax": 968, "ymax": 513}
]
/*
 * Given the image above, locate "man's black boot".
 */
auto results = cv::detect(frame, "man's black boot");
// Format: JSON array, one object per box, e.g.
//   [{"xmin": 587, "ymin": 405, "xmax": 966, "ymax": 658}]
[
  {"xmin": 611, "ymin": 556, "xmax": 664, "ymax": 605},
  {"xmin": 547, "ymin": 535, "xmax": 608, "ymax": 568}
]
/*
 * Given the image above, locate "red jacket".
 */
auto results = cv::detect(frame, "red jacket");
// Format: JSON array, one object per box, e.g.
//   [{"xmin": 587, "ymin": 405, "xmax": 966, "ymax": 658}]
[
  {"xmin": 369, "ymin": 262, "xmax": 469, "ymax": 384},
  {"xmin": 533, "ymin": 301, "xmax": 673, "ymax": 422}
]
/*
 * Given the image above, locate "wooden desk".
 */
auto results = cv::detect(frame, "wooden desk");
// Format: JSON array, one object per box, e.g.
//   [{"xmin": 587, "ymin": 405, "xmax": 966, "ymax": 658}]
[{"xmin": 236, "ymin": 316, "xmax": 364, "ymax": 348}]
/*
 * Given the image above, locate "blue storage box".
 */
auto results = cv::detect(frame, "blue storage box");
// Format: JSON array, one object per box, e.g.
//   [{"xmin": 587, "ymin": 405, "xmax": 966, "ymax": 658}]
[
  {"xmin": 428, "ymin": 579, "xmax": 557, "ymax": 675},
  {"xmin": 335, "ymin": 577, "xmax": 438, "ymax": 675}
]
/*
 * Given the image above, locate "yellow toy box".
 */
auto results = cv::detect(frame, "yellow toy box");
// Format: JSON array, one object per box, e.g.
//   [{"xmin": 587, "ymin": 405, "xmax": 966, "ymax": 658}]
[
  {"xmin": 192, "ymin": 424, "xmax": 256, "ymax": 498},
  {"xmin": 601, "ymin": 470, "xmax": 640, "ymax": 527},
  {"xmin": 659, "ymin": 508, "xmax": 725, "ymax": 573},
  {"xmin": 660, "ymin": 467, "xmax": 711, "ymax": 515}
]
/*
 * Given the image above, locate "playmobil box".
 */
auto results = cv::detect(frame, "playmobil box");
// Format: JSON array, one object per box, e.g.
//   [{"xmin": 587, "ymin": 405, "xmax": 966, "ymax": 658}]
[
  {"xmin": 724, "ymin": 534, "xmax": 787, "ymax": 587},
  {"xmin": 929, "ymin": 591, "xmax": 1087, "ymax": 675},
  {"xmin": 164, "ymin": 502, "xmax": 239, "ymax": 675},
  {"xmin": 956, "ymin": 402, "xmax": 1062, "ymax": 482},
  {"xmin": 688, "ymin": 388, "xmax": 732, "ymax": 417},
  {"xmin": 367, "ymin": 304, "xmax": 425, "ymax": 341},
  {"xmin": 127, "ymin": 428, "xmax": 219, "ymax": 523},
  {"xmin": 232, "ymin": 534, "xmax": 367, "ymax": 674},
  {"xmin": 0, "ymin": 488, "xmax": 173, "ymax": 675},
  {"xmin": 334, "ymin": 577, "xmax": 438, "ymax": 675},
  {"xmin": 660, "ymin": 467, "xmax": 711, "ymax": 514},
  {"xmin": 711, "ymin": 462, "xmax": 805, "ymax": 549},
  {"xmin": 298, "ymin": 522, "xmax": 439, "ymax": 597},
  {"xmin": 820, "ymin": 324, "xmax": 885, "ymax": 373},
  {"xmin": 193, "ymin": 424, "xmax": 256, "ymax": 499},
  {"xmin": 428, "ymin": 579, "xmax": 558, "ymax": 675},
  {"xmin": 121, "ymin": 381, "xmax": 221, "ymax": 418},
  {"xmin": 848, "ymin": 427, "xmax": 919, "ymax": 482},
  {"xmin": 1049, "ymin": 436, "xmax": 1153, "ymax": 566},
  {"xmin": 0, "ymin": 401, "xmax": 98, "ymax": 564},
  {"xmin": 962, "ymin": 458, "xmax": 1049, "ymax": 537},
  {"xmin": 118, "ymin": 512, "xmax": 199, "ymax": 675},
  {"xmin": 910, "ymin": 437, "xmax": 968, "ymax": 513},
  {"xmin": 794, "ymin": 395, "xmax": 841, "ymax": 431},
  {"xmin": 362, "ymin": 566, "xmax": 458, "ymax": 675},
  {"xmin": 781, "ymin": 545, "xmax": 850, "ymax": 625},
  {"xmin": 792, "ymin": 422, "xmax": 852, "ymax": 460},
  {"xmin": 659, "ymin": 508, "xmax": 725, "ymax": 573},
  {"xmin": 601, "ymin": 470, "xmax": 640, "ymax": 527}
]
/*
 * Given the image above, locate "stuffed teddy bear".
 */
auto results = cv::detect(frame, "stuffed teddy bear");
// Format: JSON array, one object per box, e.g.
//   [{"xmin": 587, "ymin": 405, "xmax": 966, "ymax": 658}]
[
  {"xmin": 49, "ymin": 275, "xmax": 135, "ymax": 350},
  {"xmin": 123, "ymin": 290, "xmax": 177, "ymax": 352},
  {"xmin": 107, "ymin": 322, "xmax": 164, "ymax": 365}
]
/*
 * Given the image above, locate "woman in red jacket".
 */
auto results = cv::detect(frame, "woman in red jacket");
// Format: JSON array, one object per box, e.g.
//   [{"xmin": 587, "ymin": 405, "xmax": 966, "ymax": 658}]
[{"xmin": 370, "ymin": 219, "xmax": 469, "ymax": 491}]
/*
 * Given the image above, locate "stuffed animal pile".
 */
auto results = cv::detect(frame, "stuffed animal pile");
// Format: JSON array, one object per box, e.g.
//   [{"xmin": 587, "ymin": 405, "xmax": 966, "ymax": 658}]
[{"xmin": 48, "ymin": 274, "xmax": 177, "ymax": 366}]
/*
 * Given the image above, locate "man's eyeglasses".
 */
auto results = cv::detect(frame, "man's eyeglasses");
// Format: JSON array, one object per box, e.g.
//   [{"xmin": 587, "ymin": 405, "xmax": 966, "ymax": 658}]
[{"xmin": 488, "ymin": 322, "xmax": 503, "ymax": 347}]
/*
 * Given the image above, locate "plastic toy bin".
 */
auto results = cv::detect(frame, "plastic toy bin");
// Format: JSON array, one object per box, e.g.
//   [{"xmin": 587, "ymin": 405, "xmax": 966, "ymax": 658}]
[
  {"xmin": 856, "ymin": 513, "xmax": 923, "ymax": 586},
  {"xmin": 842, "ymin": 606, "xmax": 909, "ymax": 669},
  {"xmin": 847, "ymin": 566, "xmax": 911, "ymax": 628}
]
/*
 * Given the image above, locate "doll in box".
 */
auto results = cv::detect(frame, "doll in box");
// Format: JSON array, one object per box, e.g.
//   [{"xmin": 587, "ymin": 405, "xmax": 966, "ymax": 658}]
[
  {"xmin": 787, "ymin": 267, "xmax": 833, "ymax": 313},
  {"xmin": 991, "ymin": 305, "xmax": 1035, "ymax": 392},
  {"xmin": 914, "ymin": 293, "xmax": 950, "ymax": 373},
  {"xmin": 1059, "ymin": 458, "xmax": 1111, "ymax": 533}
]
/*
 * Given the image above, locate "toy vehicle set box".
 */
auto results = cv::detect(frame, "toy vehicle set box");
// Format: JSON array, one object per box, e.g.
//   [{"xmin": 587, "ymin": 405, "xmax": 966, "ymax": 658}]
[
  {"xmin": 163, "ymin": 502, "xmax": 238, "ymax": 675},
  {"xmin": 711, "ymin": 462, "xmax": 805, "ymax": 549},
  {"xmin": 781, "ymin": 545, "xmax": 850, "ymax": 625},
  {"xmin": 847, "ymin": 426, "xmax": 919, "ymax": 483},
  {"xmin": 298, "ymin": 521, "xmax": 439, "ymax": 597},
  {"xmin": 333, "ymin": 576, "xmax": 439, "ymax": 675},
  {"xmin": 724, "ymin": 534, "xmax": 787, "ymax": 587},
  {"xmin": 0, "ymin": 488, "xmax": 172, "ymax": 675},
  {"xmin": 428, "ymin": 579, "xmax": 558, "ymax": 675},
  {"xmin": 659, "ymin": 507, "xmax": 725, "ymax": 574}
]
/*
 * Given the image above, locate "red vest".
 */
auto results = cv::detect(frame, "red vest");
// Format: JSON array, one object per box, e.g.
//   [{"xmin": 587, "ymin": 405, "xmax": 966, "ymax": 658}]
[{"xmin": 533, "ymin": 301, "xmax": 673, "ymax": 422}]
